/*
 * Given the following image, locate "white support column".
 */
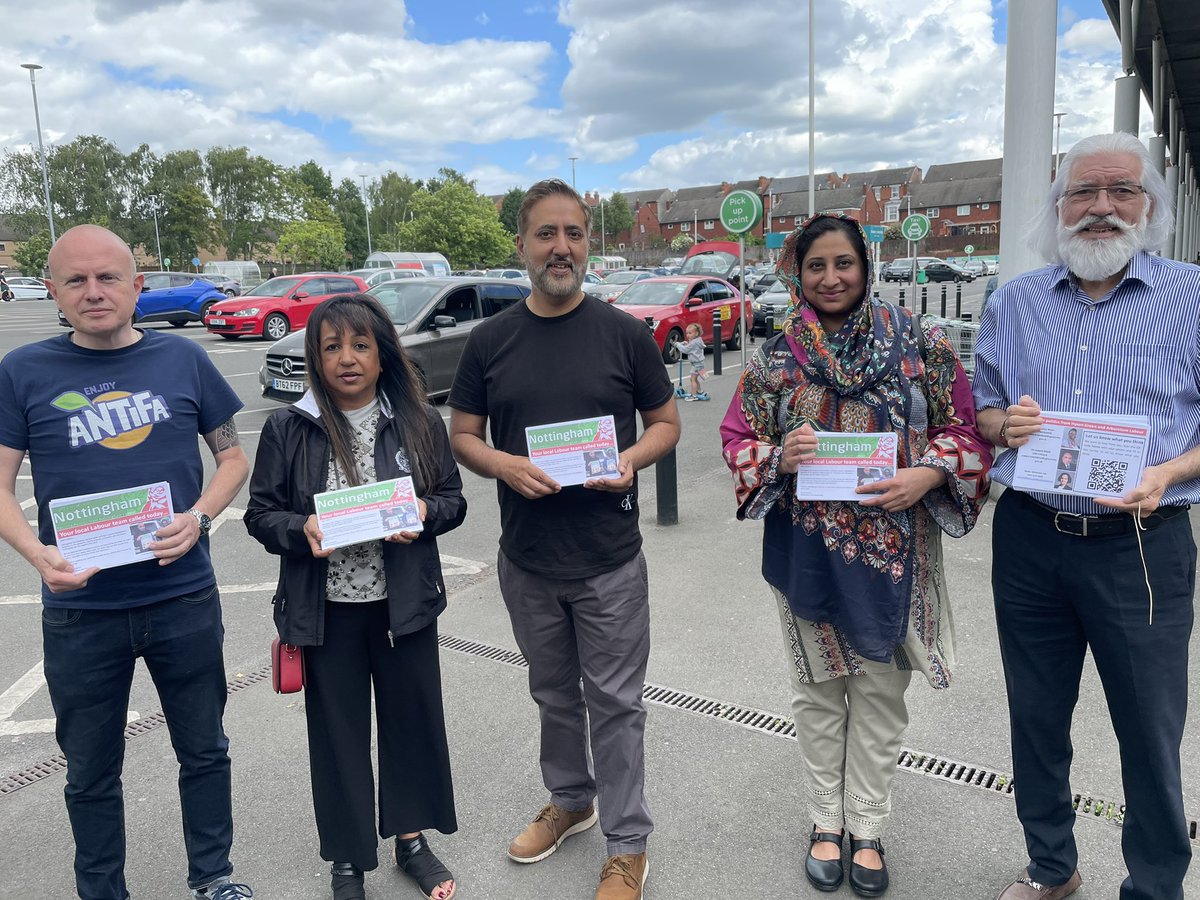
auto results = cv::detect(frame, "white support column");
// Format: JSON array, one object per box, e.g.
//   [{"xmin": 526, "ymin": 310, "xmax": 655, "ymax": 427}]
[
  {"xmin": 1165, "ymin": 163, "xmax": 1178, "ymax": 257},
  {"xmin": 1150, "ymin": 136, "xmax": 1166, "ymax": 177},
  {"xmin": 1176, "ymin": 147, "xmax": 1190, "ymax": 260},
  {"xmin": 1114, "ymin": 75, "xmax": 1141, "ymax": 135},
  {"xmin": 998, "ymin": 0, "xmax": 1057, "ymax": 284}
]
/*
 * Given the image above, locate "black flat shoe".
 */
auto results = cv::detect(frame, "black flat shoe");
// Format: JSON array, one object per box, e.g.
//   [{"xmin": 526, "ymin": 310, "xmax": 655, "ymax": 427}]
[
  {"xmin": 848, "ymin": 836, "xmax": 888, "ymax": 897},
  {"xmin": 330, "ymin": 862, "xmax": 365, "ymax": 900},
  {"xmin": 805, "ymin": 828, "xmax": 845, "ymax": 892},
  {"xmin": 395, "ymin": 833, "xmax": 456, "ymax": 900}
]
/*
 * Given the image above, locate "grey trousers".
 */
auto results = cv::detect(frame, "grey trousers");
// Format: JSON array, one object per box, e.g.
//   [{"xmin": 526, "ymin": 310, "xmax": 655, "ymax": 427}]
[{"xmin": 497, "ymin": 550, "xmax": 653, "ymax": 855}]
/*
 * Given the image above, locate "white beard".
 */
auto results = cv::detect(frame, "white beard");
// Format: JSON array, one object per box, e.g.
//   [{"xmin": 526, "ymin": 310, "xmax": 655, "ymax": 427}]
[{"xmin": 1057, "ymin": 213, "xmax": 1146, "ymax": 282}]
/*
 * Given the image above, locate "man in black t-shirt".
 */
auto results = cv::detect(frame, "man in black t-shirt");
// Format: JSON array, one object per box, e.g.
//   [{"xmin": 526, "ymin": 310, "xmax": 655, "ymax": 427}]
[{"xmin": 449, "ymin": 179, "xmax": 679, "ymax": 900}]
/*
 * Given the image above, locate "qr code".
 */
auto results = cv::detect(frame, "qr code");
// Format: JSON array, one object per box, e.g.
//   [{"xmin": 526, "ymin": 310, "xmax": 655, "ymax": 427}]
[{"xmin": 1086, "ymin": 458, "xmax": 1129, "ymax": 493}]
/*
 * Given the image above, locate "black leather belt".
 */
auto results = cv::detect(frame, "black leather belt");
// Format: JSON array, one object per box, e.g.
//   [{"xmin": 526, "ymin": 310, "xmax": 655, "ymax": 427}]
[{"xmin": 1019, "ymin": 491, "xmax": 1189, "ymax": 537}]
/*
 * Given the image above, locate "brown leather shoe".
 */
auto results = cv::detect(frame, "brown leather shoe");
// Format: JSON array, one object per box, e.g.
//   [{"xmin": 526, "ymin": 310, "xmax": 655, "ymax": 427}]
[
  {"xmin": 996, "ymin": 869, "xmax": 1082, "ymax": 899},
  {"xmin": 595, "ymin": 852, "xmax": 648, "ymax": 900},
  {"xmin": 506, "ymin": 801, "xmax": 598, "ymax": 863}
]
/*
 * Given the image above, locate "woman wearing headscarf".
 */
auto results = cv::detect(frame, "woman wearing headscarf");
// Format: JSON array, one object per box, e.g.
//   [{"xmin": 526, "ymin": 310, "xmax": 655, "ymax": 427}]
[
  {"xmin": 246, "ymin": 294, "xmax": 464, "ymax": 900},
  {"xmin": 720, "ymin": 215, "xmax": 990, "ymax": 896}
]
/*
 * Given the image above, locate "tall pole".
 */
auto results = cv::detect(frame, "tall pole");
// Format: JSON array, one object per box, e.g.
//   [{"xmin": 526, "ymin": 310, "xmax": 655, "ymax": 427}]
[
  {"xmin": 600, "ymin": 193, "xmax": 606, "ymax": 256},
  {"xmin": 21, "ymin": 63, "xmax": 56, "ymax": 243},
  {"xmin": 1053, "ymin": 111, "xmax": 1067, "ymax": 180},
  {"xmin": 693, "ymin": 208, "xmax": 698, "ymax": 244},
  {"xmin": 152, "ymin": 201, "xmax": 163, "ymax": 268},
  {"xmin": 568, "ymin": 156, "xmax": 578, "ymax": 190},
  {"xmin": 359, "ymin": 174, "xmax": 373, "ymax": 258},
  {"xmin": 807, "ymin": 0, "xmax": 815, "ymax": 218}
]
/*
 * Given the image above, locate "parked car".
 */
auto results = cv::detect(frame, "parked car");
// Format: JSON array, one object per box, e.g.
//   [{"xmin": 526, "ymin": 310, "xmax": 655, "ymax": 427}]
[
  {"xmin": 962, "ymin": 260, "xmax": 987, "ymax": 278},
  {"xmin": 259, "ymin": 277, "xmax": 531, "ymax": 402},
  {"xmin": 583, "ymin": 271, "xmax": 603, "ymax": 284},
  {"xmin": 451, "ymin": 269, "xmax": 486, "ymax": 277},
  {"xmin": 196, "ymin": 275, "xmax": 241, "ymax": 297},
  {"xmin": 749, "ymin": 271, "xmax": 781, "ymax": 297},
  {"xmin": 204, "ymin": 273, "xmax": 369, "ymax": 340},
  {"xmin": 610, "ymin": 276, "xmax": 750, "ymax": 363},
  {"xmin": 4, "ymin": 275, "xmax": 51, "ymax": 300},
  {"xmin": 880, "ymin": 257, "xmax": 941, "ymax": 282},
  {"xmin": 584, "ymin": 269, "xmax": 657, "ymax": 302},
  {"xmin": 484, "ymin": 268, "xmax": 527, "ymax": 279},
  {"xmin": 751, "ymin": 278, "xmax": 792, "ymax": 335},
  {"xmin": 922, "ymin": 261, "xmax": 975, "ymax": 283}
]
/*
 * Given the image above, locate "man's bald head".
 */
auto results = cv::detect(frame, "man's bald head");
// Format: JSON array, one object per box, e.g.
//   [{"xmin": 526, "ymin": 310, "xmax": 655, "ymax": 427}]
[{"xmin": 47, "ymin": 225, "xmax": 137, "ymax": 281}]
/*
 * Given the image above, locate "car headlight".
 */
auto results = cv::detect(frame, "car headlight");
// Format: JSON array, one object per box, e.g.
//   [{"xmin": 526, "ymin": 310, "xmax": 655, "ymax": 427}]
[{"xmin": 230, "ymin": 308, "xmax": 259, "ymax": 317}]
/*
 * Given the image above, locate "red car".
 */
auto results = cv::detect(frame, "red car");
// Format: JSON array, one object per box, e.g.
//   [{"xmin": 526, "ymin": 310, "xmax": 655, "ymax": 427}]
[
  {"xmin": 204, "ymin": 273, "xmax": 369, "ymax": 340},
  {"xmin": 610, "ymin": 276, "xmax": 751, "ymax": 363}
]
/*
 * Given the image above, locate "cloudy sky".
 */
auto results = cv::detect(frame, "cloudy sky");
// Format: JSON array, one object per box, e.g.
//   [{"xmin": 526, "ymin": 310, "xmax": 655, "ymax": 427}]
[{"xmin": 1, "ymin": 0, "xmax": 1142, "ymax": 196}]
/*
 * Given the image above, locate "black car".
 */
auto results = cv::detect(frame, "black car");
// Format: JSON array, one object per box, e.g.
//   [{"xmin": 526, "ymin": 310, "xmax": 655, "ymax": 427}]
[
  {"xmin": 922, "ymin": 261, "xmax": 974, "ymax": 283},
  {"xmin": 751, "ymin": 280, "xmax": 791, "ymax": 335}
]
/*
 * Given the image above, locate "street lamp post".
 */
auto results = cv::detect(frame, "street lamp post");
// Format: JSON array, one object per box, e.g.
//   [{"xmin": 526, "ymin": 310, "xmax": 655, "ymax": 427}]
[
  {"xmin": 599, "ymin": 194, "xmax": 606, "ymax": 256},
  {"xmin": 21, "ymin": 63, "xmax": 56, "ymax": 243},
  {"xmin": 1053, "ymin": 111, "xmax": 1067, "ymax": 181},
  {"xmin": 568, "ymin": 156, "xmax": 579, "ymax": 190},
  {"xmin": 359, "ymin": 174, "xmax": 373, "ymax": 258},
  {"xmin": 151, "ymin": 200, "xmax": 163, "ymax": 268}
]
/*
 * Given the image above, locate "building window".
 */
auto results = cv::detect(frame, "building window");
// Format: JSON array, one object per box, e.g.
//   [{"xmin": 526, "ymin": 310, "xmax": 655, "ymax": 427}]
[
  {"xmin": 639, "ymin": 224, "xmax": 645, "ymax": 234},
  {"xmin": 873, "ymin": 187, "xmax": 881, "ymax": 201},
  {"xmin": 667, "ymin": 223, "xmax": 674, "ymax": 230},
  {"xmin": 704, "ymin": 220, "xmax": 715, "ymax": 230},
  {"xmin": 927, "ymin": 207, "xmax": 939, "ymax": 218},
  {"xmin": 884, "ymin": 201, "xmax": 901, "ymax": 222},
  {"xmin": 981, "ymin": 203, "xmax": 990, "ymax": 210},
  {"xmin": 618, "ymin": 242, "xmax": 625, "ymax": 250},
  {"xmin": 891, "ymin": 184, "xmax": 901, "ymax": 197},
  {"xmin": 957, "ymin": 204, "xmax": 971, "ymax": 216},
  {"xmin": 680, "ymin": 223, "xmax": 690, "ymax": 232}
]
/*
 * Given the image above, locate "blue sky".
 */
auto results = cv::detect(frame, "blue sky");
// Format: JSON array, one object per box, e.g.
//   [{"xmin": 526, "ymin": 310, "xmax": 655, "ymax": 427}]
[{"xmin": 2, "ymin": 0, "xmax": 1133, "ymax": 196}]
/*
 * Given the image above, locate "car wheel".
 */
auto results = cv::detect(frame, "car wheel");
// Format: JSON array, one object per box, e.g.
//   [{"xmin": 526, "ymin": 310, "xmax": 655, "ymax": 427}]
[
  {"xmin": 263, "ymin": 313, "xmax": 290, "ymax": 341},
  {"xmin": 168, "ymin": 320, "xmax": 188, "ymax": 328},
  {"xmin": 224, "ymin": 289, "xmax": 237, "ymax": 297},
  {"xmin": 662, "ymin": 327, "xmax": 683, "ymax": 364},
  {"xmin": 724, "ymin": 319, "xmax": 741, "ymax": 350},
  {"xmin": 954, "ymin": 275, "xmax": 962, "ymax": 283},
  {"xmin": 219, "ymin": 334, "xmax": 240, "ymax": 341},
  {"xmin": 200, "ymin": 301, "xmax": 215, "ymax": 320}
]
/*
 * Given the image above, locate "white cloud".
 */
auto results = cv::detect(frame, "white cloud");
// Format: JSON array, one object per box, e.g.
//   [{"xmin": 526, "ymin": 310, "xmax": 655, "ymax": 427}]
[
  {"xmin": 475, "ymin": 11, "xmax": 490, "ymax": 24},
  {"xmin": 1061, "ymin": 18, "xmax": 1120, "ymax": 56}
]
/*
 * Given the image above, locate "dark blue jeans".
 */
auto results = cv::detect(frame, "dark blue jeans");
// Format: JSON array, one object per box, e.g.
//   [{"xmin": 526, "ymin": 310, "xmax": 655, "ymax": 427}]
[{"xmin": 42, "ymin": 585, "xmax": 234, "ymax": 900}]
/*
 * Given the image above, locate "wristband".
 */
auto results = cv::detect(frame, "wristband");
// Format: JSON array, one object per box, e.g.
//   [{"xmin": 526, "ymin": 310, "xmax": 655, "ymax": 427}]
[{"xmin": 998, "ymin": 416, "xmax": 1012, "ymax": 447}]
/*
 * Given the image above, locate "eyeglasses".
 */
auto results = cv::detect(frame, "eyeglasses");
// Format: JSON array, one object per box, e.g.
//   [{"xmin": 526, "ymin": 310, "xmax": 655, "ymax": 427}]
[{"xmin": 1060, "ymin": 184, "xmax": 1145, "ymax": 205}]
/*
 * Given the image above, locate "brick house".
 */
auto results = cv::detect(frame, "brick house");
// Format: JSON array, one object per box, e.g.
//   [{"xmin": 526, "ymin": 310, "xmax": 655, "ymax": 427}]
[
  {"xmin": 609, "ymin": 188, "xmax": 673, "ymax": 251},
  {"xmin": 911, "ymin": 158, "xmax": 1003, "ymax": 239},
  {"xmin": 765, "ymin": 185, "xmax": 884, "ymax": 233},
  {"xmin": 838, "ymin": 165, "xmax": 923, "ymax": 225}
]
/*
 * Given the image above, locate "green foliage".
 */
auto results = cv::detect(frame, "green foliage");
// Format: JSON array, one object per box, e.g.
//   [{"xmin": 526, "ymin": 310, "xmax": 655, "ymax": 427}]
[
  {"xmin": 371, "ymin": 172, "xmax": 424, "ymax": 250},
  {"xmin": 12, "ymin": 230, "xmax": 52, "ymax": 277},
  {"xmin": 599, "ymin": 192, "xmax": 634, "ymax": 238},
  {"xmin": 205, "ymin": 146, "xmax": 285, "ymax": 258},
  {"xmin": 718, "ymin": 231, "xmax": 764, "ymax": 246},
  {"xmin": 670, "ymin": 233, "xmax": 695, "ymax": 251},
  {"xmin": 426, "ymin": 167, "xmax": 474, "ymax": 193},
  {"xmin": 393, "ymin": 181, "xmax": 513, "ymax": 268},
  {"xmin": 295, "ymin": 161, "xmax": 334, "ymax": 203},
  {"xmin": 277, "ymin": 219, "xmax": 346, "ymax": 270},
  {"xmin": 332, "ymin": 178, "xmax": 370, "ymax": 267},
  {"xmin": 498, "ymin": 187, "xmax": 525, "ymax": 235}
]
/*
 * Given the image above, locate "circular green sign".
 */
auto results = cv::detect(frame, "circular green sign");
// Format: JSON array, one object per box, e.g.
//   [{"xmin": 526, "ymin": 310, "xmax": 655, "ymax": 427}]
[
  {"xmin": 964, "ymin": 244, "xmax": 975, "ymax": 254},
  {"xmin": 900, "ymin": 214, "xmax": 930, "ymax": 241},
  {"xmin": 720, "ymin": 190, "xmax": 764, "ymax": 234},
  {"xmin": 163, "ymin": 257, "xmax": 172, "ymax": 267}
]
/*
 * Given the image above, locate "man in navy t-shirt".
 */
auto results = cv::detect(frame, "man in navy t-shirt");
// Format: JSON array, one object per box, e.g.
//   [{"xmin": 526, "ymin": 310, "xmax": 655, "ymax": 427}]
[{"xmin": 0, "ymin": 226, "xmax": 252, "ymax": 900}]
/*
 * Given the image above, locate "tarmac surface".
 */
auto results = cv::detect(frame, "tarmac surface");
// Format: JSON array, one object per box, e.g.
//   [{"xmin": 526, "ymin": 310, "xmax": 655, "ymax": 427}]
[{"xmin": 2, "ymin": 312, "xmax": 1200, "ymax": 899}]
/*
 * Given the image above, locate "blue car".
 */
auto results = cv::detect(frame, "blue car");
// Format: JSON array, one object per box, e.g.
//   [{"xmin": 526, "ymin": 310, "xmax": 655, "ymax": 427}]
[{"xmin": 135, "ymin": 272, "xmax": 227, "ymax": 327}]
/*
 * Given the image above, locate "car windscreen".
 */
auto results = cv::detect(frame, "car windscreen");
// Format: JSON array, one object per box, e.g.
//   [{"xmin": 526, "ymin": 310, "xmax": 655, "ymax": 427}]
[
  {"xmin": 245, "ymin": 278, "xmax": 303, "ymax": 297},
  {"xmin": 368, "ymin": 281, "xmax": 444, "ymax": 324},
  {"xmin": 680, "ymin": 251, "xmax": 736, "ymax": 276},
  {"xmin": 614, "ymin": 282, "xmax": 687, "ymax": 307},
  {"xmin": 603, "ymin": 270, "xmax": 641, "ymax": 284},
  {"xmin": 763, "ymin": 280, "xmax": 790, "ymax": 295}
]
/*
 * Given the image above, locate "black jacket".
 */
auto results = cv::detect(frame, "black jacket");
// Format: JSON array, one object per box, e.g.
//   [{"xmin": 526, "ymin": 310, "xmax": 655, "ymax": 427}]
[{"xmin": 244, "ymin": 392, "xmax": 467, "ymax": 646}]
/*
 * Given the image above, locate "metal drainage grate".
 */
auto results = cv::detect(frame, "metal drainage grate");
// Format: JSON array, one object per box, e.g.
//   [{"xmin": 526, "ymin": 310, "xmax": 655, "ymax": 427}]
[{"xmin": 0, "ymin": 665, "xmax": 272, "ymax": 797}]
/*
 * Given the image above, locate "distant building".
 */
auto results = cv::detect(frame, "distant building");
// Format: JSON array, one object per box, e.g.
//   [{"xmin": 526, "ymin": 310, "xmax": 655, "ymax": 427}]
[{"xmin": 912, "ymin": 158, "xmax": 1003, "ymax": 238}]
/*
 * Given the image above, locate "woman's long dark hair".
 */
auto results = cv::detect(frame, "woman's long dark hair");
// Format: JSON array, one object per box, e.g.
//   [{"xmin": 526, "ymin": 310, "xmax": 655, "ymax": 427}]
[{"xmin": 303, "ymin": 293, "xmax": 437, "ymax": 491}]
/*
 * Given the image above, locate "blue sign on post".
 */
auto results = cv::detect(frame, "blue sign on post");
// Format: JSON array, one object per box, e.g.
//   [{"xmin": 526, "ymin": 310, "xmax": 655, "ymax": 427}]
[
  {"xmin": 191, "ymin": 257, "xmax": 201, "ymax": 267},
  {"xmin": 863, "ymin": 225, "xmax": 886, "ymax": 243},
  {"xmin": 766, "ymin": 232, "xmax": 786, "ymax": 249}
]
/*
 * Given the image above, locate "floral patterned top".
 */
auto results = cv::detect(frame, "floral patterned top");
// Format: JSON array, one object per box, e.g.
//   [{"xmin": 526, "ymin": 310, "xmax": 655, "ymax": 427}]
[{"xmin": 325, "ymin": 400, "xmax": 386, "ymax": 604}]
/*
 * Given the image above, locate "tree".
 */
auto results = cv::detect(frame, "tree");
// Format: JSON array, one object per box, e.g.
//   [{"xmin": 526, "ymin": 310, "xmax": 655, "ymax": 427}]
[
  {"xmin": 393, "ymin": 181, "xmax": 513, "ymax": 268},
  {"xmin": 599, "ymin": 192, "xmax": 633, "ymax": 239},
  {"xmin": 277, "ymin": 219, "xmax": 346, "ymax": 271},
  {"xmin": 426, "ymin": 167, "xmax": 474, "ymax": 193},
  {"xmin": 127, "ymin": 148, "xmax": 218, "ymax": 266},
  {"xmin": 205, "ymin": 146, "xmax": 286, "ymax": 258},
  {"xmin": 13, "ymin": 230, "xmax": 52, "ymax": 277},
  {"xmin": 332, "ymin": 178, "xmax": 370, "ymax": 267},
  {"xmin": 670, "ymin": 233, "xmax": 695, "ymax": 252},
  {"xmin": 295, "ymin": 161, "xmax": 334, "ymax": 204},
  {"xmin": 371, "ymin": 172, "xmax": 423, "ymax": 250},
  {"xmin": 498, "ymin": 187, "xmax": 525, "ymax": 235}
]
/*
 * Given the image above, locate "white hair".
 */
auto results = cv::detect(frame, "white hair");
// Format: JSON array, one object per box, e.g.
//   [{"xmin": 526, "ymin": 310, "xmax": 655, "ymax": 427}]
[{"xmin": 1027, "ymin": 132, "xmax": 1175, "ymax": 263}]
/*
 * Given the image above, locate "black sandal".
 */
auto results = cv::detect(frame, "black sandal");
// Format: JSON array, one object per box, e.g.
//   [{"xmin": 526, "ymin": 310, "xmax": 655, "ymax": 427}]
[
  {"xmin": 848, "ymin": 835, "xmax": 888, "ymax": 897},
  {"xmin": 805, "ymin": 827, "xmax": 844, "ymax": 892},
  {"xmin": 330, "ymin": 862, "xmax": 365, "ymax": 900},
  {"xmin": 395, "ymin": 834, "xmax": 456, "ymax": 900}
]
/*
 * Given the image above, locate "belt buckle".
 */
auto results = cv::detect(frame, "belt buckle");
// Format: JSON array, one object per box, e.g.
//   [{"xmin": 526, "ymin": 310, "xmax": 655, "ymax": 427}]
[{"xmin": 1053, "ymin": 510, "xmax": 1086, "ymax": 537}]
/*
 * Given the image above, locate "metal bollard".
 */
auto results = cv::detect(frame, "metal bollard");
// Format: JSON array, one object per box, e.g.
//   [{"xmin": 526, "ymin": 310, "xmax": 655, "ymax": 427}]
[
  {"xmin": 656, "ymin": 448, "xmax": 679, "ymax": 526},
  {"xmin": 920, "ymin": 286, "xmax": 928, "ymax": 314},
  {"xmin": 955, "ymin": 284, "xmax": 962, "ymax": 318},
  {"xmin": 898, "ymin": 288, "xmax": 906, "ymax": 307},
  {"xmin": 712, "ymin": 311, "xmax": 723, "ymax": 376},
  {"xmin": 766, "ymin": 313, "xmax": 774, "ymax": 337},
  {"xmin": 940, "ymin": 284, "xmax": 947, "ymax": 317},
  {"xmin": 873, "ymin": 290, "xmax": 880, "ymax": 300}
]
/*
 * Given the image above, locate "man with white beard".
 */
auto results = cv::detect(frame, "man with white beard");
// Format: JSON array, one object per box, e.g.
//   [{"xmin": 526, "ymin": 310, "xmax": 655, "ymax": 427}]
[{"xmin": 973, "ymin": 132, "xmax": 1200, "ymax": 900}]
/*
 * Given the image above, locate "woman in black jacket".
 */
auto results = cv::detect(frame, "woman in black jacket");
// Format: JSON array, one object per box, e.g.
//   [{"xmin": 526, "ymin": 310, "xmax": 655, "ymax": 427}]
[{"xmin": 246, "ymin": 294, "xmax": 466, "ymax": 900}]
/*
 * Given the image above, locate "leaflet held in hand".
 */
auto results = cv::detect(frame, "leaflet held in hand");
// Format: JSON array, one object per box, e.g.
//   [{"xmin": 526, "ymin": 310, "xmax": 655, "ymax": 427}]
[
  {"xmin": 314, "ymin": 477, "xmax": 423, "ymax": 550},
  {"xmin": 1011, "ymin": 412, "xmax": 1149, "ymax": 498},
  {"xmin": 795, "ymin": 432, "xmax": 898, "ymax": 501},
  {"xmin": 50, "ymin": 481, "xmax": 176, "ymax": 571},
  {"xmin": 525, "ymin": 415, "xmax": 620, "ymax": 487}
]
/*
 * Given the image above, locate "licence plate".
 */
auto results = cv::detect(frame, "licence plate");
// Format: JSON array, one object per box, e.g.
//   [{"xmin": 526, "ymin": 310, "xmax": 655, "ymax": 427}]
[
  {"xmin": 272, "ymin": 378, "xmax": 304, "ymax": 393},
  {"xmin": 208, "ymin": 318, "xmax": 226, "ymax": 326}
]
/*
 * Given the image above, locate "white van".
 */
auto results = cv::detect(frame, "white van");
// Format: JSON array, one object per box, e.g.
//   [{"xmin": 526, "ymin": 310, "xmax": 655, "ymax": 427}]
[{"xmin": 363, "ymin": 251, "xmax": 452, "ymax": 277}]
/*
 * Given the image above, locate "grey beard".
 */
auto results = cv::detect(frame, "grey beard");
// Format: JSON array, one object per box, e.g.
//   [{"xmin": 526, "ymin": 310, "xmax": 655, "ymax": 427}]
[{"xmin": 1057, "ymin": 218, "xmax": 1144, "ymax": 282}]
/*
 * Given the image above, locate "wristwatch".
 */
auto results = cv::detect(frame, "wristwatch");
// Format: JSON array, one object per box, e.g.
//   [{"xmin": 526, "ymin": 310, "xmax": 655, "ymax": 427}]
[{"xmin": 186, "ymin": 508, "xmax": 212, "ymax": 535}]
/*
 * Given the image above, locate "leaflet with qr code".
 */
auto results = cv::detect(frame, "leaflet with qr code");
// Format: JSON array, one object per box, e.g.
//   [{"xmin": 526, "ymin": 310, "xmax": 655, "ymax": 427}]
[{"xmin": 1011, "ymin": 412, "xmax": 1149, "ymax": 499}]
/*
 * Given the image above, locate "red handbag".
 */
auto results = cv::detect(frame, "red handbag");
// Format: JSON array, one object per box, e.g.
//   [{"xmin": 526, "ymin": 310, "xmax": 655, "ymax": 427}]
[{"xmin": 271, "ymin": 637, "xmax": 305, "ymax": 693}]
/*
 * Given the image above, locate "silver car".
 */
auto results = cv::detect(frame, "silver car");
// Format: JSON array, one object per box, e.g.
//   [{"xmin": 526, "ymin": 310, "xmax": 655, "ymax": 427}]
[{"xmin": 259, "ymin": 277, "xmax": 531, "ymax": 402}]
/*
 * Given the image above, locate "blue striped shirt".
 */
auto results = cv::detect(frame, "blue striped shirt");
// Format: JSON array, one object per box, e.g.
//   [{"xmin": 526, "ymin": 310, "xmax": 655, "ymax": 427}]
[{"xmin": 973, "ymin": 251, "xmax": 1200, "ymax": 513}]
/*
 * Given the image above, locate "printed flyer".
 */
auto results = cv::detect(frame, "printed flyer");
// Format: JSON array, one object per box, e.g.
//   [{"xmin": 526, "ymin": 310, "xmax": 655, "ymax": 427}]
[
  {"xmin": 314, "ymin": 476, "xmax": 423, "ymax": 550},
  {"xmin": 50, "ymin": 481, "xmax": 175, "ymax": 571},
  {"xmin": 1012, "ymin": 411, "xmax": 1149, "ymax": 498},
  {"xmin": 525, "ymin": 415, "xmax": 620, "ymax": 487},
  {"xmin": 795, "ymin": 432, "xmax": 899, "ymax": 501}
]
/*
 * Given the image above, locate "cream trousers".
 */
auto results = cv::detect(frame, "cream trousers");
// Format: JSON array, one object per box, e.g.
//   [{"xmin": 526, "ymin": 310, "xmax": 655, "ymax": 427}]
[{"xmin": 774, "ymin": 589, "xmax": 912, "ymax": 838}]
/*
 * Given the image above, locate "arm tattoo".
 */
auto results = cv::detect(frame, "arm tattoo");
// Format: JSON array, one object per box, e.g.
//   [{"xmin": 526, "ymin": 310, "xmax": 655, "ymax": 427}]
[{"xmin": 210, "ymin": 418, "xmax": 241, "ymax": 452}]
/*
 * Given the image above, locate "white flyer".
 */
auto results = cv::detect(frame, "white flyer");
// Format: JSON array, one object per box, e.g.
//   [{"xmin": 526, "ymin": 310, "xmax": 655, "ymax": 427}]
[
  {"xmin": 525, "ymin": 415, "xmax": 620, "ymax": 487},
  {"xmin": 49, "ymin": 481, "xmax": 176, "ymax": 571},
  {"xmin": 1011, "ymin": 411, "xmax": 1150, "ymax": 498},
  {"xmin": 314, "ymin": 477, "xmax": 423, "ymax": 551},
  {"xmin": 795, "ymin": 432, "xmax": 899, "ymax": 501}
]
